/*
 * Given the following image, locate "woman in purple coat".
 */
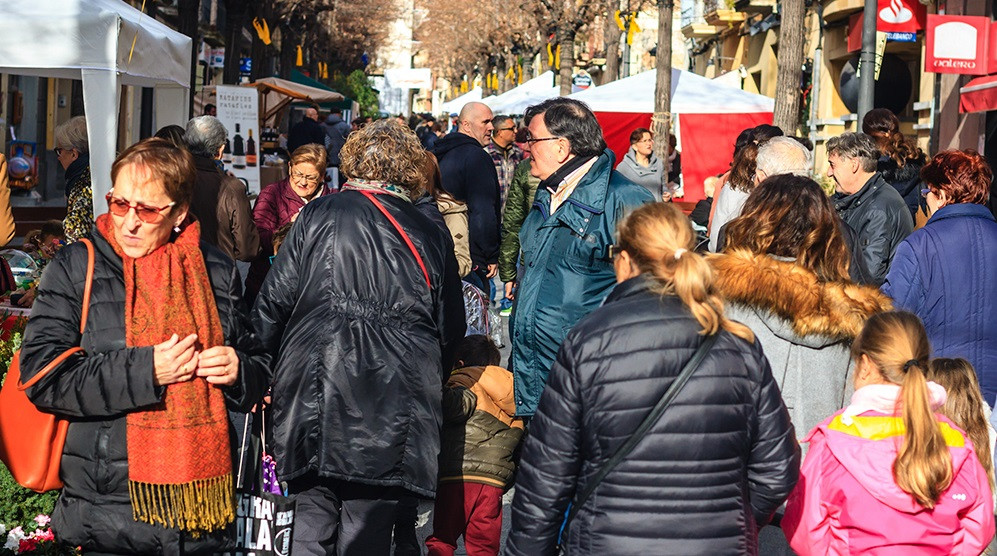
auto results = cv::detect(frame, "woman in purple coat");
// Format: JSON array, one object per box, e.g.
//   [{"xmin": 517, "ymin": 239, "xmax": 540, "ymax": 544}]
[{"xmin": 245, "ymin": 144, "xmax": 331, "ymax": 302}]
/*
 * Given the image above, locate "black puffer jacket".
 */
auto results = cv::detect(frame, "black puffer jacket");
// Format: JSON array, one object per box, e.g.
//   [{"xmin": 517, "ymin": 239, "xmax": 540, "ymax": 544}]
[
  {"xmin": 506, "ymin": 277, "xmax": 800, "ymax": 555},
  {"xmin": 833, "ymin": 173, "xmax": 914, "ymax": 286},
  {"xmin": 253, "ymin": 190, "xmax": 466, "ymax": 497},
  {"xmin": 878, "ymin": 154, "xmax": 925, "ymax": 220},
  {"xmin": 20, "ymin": 228, "xmax": 269, "ymax": 555}
]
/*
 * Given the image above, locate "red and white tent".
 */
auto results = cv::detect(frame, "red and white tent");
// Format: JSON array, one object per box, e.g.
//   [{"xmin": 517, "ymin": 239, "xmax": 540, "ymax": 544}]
[{"xmin": 568, "ymin": 69, "xmax": 774, "ymax": 202}]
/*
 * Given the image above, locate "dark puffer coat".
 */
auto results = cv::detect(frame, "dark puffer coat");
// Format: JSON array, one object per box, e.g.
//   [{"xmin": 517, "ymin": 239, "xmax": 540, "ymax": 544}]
[
  {"xmin": 252, "ymin": 190, "xmax": 467, "ymax": 498},
  {"xmin": 833, "ymin": 173, "xmax": 913, "ymax": 286},
  {"xmin": 506, "ymin": 277, "xmax": 800, "ymax": 555},
  {"xmin": 20, "ymin": 228, "xmax": 269, "ymax": 555}
]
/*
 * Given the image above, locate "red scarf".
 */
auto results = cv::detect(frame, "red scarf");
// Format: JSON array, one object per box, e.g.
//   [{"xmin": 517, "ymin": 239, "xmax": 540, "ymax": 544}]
[{"xmin": 96, "ymin": 214, "xmax": 233, "ymax": 533}]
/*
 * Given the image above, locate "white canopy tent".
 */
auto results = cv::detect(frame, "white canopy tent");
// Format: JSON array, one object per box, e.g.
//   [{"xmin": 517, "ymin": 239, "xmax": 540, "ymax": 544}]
[
  {"xmin": 484, "ymin": 71, "xmax": 559, "ymax": 114},
  {"xmin": 568, "ymin": 67, "xmax": 774, "ymax": 113},
  {"xmin": 0, "ymin": 0, "xmax": 193, "ymax": 216},
  {"xmin": 440, "ymin": 87, "xmax": 483, "ymax": 115}
]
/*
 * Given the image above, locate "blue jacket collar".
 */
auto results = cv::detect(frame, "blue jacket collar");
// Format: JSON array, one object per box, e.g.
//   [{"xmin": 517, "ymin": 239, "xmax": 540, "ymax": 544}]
[
  {"xmin": 927, "ymin": 203, "xmax": 996, "ymax": 225},
  {"xmin": 605, "ymin": 274, "xmax": 656, "ymax": 304}
]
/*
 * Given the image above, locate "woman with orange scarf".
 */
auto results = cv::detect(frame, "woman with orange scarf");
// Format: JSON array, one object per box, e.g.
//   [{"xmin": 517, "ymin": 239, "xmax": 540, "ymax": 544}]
[{"xmin": 20, "ymin": 138, "xmax": 269, "ymax": 554}]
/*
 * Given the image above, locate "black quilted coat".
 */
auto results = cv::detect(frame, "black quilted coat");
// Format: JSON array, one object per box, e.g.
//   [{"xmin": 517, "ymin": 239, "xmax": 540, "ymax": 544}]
[
  {"xmin": 505, "ymin": 277, "xmax": 800, "ymax": 555},
  {"xmin": 20, "ymin": 227, "xmax": 269, "ymax": 554},
  {"xmin": 252, "ymin": 190, "xmax": 466, "ymax": 497}
]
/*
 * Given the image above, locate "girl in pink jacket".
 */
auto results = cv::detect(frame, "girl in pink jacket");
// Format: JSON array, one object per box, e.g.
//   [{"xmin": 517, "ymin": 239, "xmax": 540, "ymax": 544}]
[{"xmin": 783, "ymin": 311, "xmax": 995, "ymax": 555}]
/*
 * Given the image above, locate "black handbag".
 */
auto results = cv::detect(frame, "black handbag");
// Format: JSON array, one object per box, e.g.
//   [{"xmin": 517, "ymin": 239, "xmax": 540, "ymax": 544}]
[{"xmin": 557, "ymin": 333, "xmax": 719, "ymax": 552}]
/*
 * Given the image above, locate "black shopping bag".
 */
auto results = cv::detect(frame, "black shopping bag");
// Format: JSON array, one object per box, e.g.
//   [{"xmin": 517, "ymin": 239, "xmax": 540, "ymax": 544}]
[
  {"xmin": 220, "ymin": 410, "xmax": 295, "ymax": 556},
  {"xmin": 227, "ymin": 489, "xmax": 295, "ymax": 556}
]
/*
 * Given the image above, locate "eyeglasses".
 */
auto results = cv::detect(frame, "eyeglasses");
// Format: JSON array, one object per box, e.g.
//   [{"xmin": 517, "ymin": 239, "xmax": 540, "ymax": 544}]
[
  {"xmin": 54, "ymin": 147, "xmax": 72, "ymax": 156},
  {"xmin": 525, "ymin": 134, "xmax": 561, "ymax": 146},
  {"xmin": 494, "ymin": 127, "xmax": 516, "ymax": 133},
  {"xmin": 607, "ymin": 244, "xmax": 622, "ymax": 260},
  {"xmin": 920, "ymin": 187, "xmax": 934, "ymax": 197},
  {"xmin": 105, "ymin": 192, "xmax": 175, "ymax": 224},
  {"xmin": 290, "ymin": 170, "xmax": 321, "ymax": 184}
]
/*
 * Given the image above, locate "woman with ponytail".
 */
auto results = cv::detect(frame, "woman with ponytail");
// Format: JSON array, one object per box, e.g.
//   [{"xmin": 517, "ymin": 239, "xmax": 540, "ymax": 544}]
[
  {"xmin": 862, "ymin": 108, "xmax": 927, "ymax": 219},
  {"xmin": 506, "ymin": 203, "xmax": 800, "ymax": 555},
  {"xmin": 783, "ymin": 311, "xmax": 995, "ymax": 555}
]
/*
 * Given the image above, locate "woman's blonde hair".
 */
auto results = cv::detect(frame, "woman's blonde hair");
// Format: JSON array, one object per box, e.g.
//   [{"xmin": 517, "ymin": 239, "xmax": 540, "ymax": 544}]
[
  {"xmin": 851, "ymin": 311, "xmax": 949, "ymax": 508},
  {"xmin": 925, "ymin": 358, "xmax": 995, "ymax": 491},
  {"xmin": 339, "ymin": 119, "xmax": 426, "ymax": 197},
  {"xmin": 616, "ymin": 203, "xmax": 752, "ymax": 342},
  {"xmin": 290, "ymin": 144, "xmax": 327, "ymax": 173}
]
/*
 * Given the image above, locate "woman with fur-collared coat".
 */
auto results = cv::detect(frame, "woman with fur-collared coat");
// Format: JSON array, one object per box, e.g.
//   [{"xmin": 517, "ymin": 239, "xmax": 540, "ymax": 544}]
[{"xmin": 713, "ymin": 174, "xmax": 892, "ymax": 439}]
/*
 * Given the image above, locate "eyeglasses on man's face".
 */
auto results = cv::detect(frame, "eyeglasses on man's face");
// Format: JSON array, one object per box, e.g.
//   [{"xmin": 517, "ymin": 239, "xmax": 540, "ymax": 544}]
[
  {"xmin": 105, "ymin": 191, "xmax": 175, "ymax": 224},
  {"xmin": 525, "ymin": 133, "xmax": 561, "ymax": 146},
  {"xmin": 493, "ymin": 127, "xmax": 516, "ymax": 134}
]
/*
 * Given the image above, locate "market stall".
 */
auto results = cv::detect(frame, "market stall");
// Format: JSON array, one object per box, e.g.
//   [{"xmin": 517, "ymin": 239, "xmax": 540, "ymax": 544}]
[
  {"xmin": 440, "ymin": 87, "xmax": 483, "ymax": 115},
  {"xmin": 0, "ymin": 0, "xmax": 194, "ymax": 216},
  {"xmin": 568, "ymin": 69, "xmax": 775, "ymax": 202},
  {"xmin": 483, "ymin": 72, "xmax": 559, "ymax": 115}
]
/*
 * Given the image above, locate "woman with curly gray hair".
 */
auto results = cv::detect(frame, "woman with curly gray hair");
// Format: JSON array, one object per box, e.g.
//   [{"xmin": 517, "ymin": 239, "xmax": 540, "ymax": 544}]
[{"xmin": 252, "ymin": 119, "xmax": 467, "ymax": 555}]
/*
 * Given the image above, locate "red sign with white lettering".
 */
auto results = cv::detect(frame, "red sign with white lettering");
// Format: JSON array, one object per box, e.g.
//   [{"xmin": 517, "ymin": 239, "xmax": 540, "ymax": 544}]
[{"xmin": 925, "ymin": 15, "xmax": 989, "ymax": 75}]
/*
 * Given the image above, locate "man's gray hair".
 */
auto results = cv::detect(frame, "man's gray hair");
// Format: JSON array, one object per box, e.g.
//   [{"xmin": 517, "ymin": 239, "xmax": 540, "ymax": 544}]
[
  {"xmin": 826, "ymin": 132, "xmax": 880, "ymax": 173},
  {"xmin": 184, "ymin": 116, "xmax": 228, "ymax": 158},
  {"xmin": 756, "ymin": 136, "xmax": 813, "ymax": 178},
  {"xmin": 492, "ymin": 114, "xmax": 514, "ymax": 129},
  {"xmin": 54, "ymin": 116, "xmax": 89, "ymax": 154}
]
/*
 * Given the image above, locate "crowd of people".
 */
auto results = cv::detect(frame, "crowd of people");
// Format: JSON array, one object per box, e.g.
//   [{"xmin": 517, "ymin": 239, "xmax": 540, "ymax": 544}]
[{"xmin": 10, "ymin": 95, "xmax": 997, "ymax": 556}]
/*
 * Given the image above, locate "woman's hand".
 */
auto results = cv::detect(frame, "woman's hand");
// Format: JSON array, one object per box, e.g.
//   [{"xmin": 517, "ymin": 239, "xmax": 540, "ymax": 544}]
[
  {"xmin": 196, "ymin": 346, "xmax": 240, "ymax": 386},
  {"xmin": 153, "ymin": 333, "xmax": 199, "ymax": 386}
]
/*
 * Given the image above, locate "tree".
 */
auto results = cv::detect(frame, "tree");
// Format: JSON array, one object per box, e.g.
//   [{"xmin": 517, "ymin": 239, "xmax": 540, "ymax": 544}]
[
  {"xmin": 602, "ymin": 2, "xmax": 622, "ymax": 84},
  {"xmin": 772, "ymin": 0, "xmax": 807, "ymax": 134},
  {"xmin": 652, "ymin": 0, "xmax": 673, "ymax": 162}
]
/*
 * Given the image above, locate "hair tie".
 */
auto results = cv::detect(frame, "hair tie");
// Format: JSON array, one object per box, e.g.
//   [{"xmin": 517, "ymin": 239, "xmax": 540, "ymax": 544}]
[
  {"xmin": 674, "ymin": 248, "xmax": 688, "ymax": 260},
  {"xmin": 903, "ymin": 359, "xmax": 920, "ymax": 372}
]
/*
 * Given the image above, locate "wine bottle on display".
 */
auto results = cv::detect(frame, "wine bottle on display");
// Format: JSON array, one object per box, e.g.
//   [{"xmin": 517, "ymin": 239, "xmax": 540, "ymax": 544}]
[
  {"xmin": 223, "ymin": 139, "xmax": 232, "ymax": 163},
  {"xmin": 247, "ymin": 129, "xmax": 257, "ymax": 167},
  {"xmin": 233, "ymin": 124, "xmax": 246, "ymax": 169}
]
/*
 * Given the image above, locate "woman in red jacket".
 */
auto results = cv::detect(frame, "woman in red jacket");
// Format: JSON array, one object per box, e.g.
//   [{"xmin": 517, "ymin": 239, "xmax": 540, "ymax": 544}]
[{"xmin": 244, "ymin": 144, "xmax": 331, "ymax": 302}]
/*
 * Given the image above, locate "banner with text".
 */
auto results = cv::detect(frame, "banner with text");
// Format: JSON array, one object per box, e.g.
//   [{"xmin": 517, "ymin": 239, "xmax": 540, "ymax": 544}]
[{"xmin": 216, "ymin": 86, "xmax": 261, "ymax": 195}]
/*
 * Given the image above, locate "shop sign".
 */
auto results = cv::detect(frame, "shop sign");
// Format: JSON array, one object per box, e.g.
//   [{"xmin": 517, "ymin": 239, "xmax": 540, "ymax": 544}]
[
  {"xmin": 877, "ymin": 0, "xmax": 926, "ymax": 33},
  {"xmin": 848, "ymin": 0, "xmax": 925, "ymax": 53},
  {"xmin": 925, "ymin": 15, "xmax": 989, "ymax": 75},
  {"xmin": 571, "ymin": 71, "xmax": 593, "ymax": 93}
]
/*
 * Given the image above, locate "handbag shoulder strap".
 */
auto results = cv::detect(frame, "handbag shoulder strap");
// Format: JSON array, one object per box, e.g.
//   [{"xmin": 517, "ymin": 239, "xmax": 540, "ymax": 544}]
[
  {"xmin": 561, "ymin": 333, "xmax": 719, "ymax": 534},
  {"xmin": 17, "ymin": 238, "xmax": 95, "ymax": 391},
  {"xmin": 356, "ymin": 189, "xmax": 431, "ymax": 290}
]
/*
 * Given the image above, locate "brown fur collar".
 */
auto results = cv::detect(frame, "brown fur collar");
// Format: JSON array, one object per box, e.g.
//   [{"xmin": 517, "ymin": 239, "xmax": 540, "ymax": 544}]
[{"xmin": 710, "ymin": 249, "xmax": 893, "ymax": 341}]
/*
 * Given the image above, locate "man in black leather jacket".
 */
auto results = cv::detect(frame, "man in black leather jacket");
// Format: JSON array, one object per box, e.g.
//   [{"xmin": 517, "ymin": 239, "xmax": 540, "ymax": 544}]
[{"xmin": 828, "ymin": 132, "xmax": 913, "ymax": 285}]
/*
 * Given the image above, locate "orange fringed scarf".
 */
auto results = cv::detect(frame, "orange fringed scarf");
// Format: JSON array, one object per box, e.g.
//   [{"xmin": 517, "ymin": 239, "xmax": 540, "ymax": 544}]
[{"xmin": 96, "ymin": 214, "xmax": 234, "ymax": 533}]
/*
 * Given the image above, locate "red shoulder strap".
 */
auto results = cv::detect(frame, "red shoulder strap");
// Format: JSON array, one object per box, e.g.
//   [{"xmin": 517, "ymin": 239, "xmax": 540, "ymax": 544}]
[
  {"xmin": 356, "ymin": 190, "xmax": 432, "ymax": 290},
  {"xmin": 17, "ymin": 238, "xmax": 95, "ymax": 391}
]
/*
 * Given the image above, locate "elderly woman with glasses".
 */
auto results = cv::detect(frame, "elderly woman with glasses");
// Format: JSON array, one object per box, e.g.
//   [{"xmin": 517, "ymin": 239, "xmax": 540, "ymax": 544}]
[
  {"xmin": 20, "ymin": 137, "xmax": 269, "ymax": 554},
  {"xmin": 883, "ymin": 149, "xmax": 997, "ymax": 405},
  {"xmin": 244, "ymin": 144, "xmax": 331, "ymax": 303}
]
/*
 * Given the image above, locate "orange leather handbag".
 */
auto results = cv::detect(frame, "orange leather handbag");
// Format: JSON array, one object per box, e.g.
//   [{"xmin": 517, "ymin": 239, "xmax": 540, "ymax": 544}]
[{"xmin": 0, "ymin": 238, "xmax": 94, "ymax": 492}]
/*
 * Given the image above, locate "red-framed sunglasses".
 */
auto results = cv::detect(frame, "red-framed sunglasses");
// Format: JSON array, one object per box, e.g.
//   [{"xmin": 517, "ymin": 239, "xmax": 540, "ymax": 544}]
[{"xmin": 105, "ymin": 191, "xmax": 175, "ymax": 224}]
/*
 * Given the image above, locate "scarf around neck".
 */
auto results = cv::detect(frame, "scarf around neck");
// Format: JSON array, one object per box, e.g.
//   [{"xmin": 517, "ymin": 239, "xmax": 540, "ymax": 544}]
[
  {"xmin": 64, "ymin": 154, "xmax": 90, "ymax": 196},
  {"xmin": 95, "ymin": 214, "xmax": 234, "ymax": 533},
  {"xmin": 539, "ymin": 154, "xmax": 597, "ymax": 194},
  {"xmin": 342, "ymin": 178, "xmax": 411, "ymax": 201}
]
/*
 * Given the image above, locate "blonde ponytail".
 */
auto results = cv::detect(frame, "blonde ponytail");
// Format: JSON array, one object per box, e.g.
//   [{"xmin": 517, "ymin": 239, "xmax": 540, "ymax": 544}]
[
  {"xmin": 616, "ymin": 203, "xmax": 753, "ymax": 342},
  {"xmin": 852, "ymin": 312, "xmax": 950, "ymax": 508}
]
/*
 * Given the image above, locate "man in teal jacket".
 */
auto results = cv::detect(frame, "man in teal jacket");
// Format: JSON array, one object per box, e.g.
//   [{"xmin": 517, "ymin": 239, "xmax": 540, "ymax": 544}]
[{"xmin": 511, "ymin": 98, "xmax": 654, "ymax": 416}]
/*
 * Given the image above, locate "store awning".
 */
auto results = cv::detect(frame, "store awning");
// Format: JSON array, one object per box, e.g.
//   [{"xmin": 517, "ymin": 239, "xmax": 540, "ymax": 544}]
[
  {"xmin": 960, "ymin": 74, "xmax": 997, "ymax": 113},
  {"xmin": 290, "ymin": 70, "xmax": 353, "ymax": 110}
]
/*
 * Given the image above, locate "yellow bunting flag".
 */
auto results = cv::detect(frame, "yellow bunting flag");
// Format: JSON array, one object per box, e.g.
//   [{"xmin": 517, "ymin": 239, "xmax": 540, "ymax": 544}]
[
  {"xmin": 252, "ymin": 18, "xmax": 272, "ymax": 45},
  {"xmin": 296, "ymin": 45, "xmax": 303, "ymax": 67}
]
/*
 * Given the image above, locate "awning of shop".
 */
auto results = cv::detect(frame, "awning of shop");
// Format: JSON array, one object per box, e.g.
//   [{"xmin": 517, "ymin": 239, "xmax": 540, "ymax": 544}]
[
  {"xmin": 960, "ymin": 74, "xmax": 997, "ymax": 113},
  {"xmin": 290, "ymin": 70, "xmax": 353, "ymax": 110}
]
